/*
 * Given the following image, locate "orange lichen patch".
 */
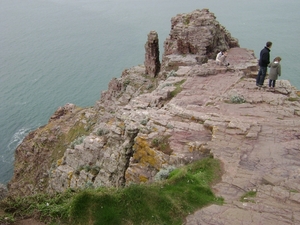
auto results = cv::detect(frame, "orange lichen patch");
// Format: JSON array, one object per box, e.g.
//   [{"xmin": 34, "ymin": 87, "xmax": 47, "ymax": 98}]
[
  {"xmin": 139, "ymin": 175, "xmax": 149, "ymax": 183},
  {"xmin": 133, "ymin": 136, "xmax": 160, "ymax": 170},
  {"xmin": 118, "ymin": 121, "xmax": 125, "ymax": 129},
  {"xmin": 118, "ymin": 121, "xmax": 126, "ymax": 135},
  {"xmin": 189, "ymin": 145, "xmax": 194, "ymax": 153},
  {"xmin": 124, "ymin": 170, "xmax": 132, "ymax": 182},
  {"xmin": 124, "ymin": 169, "xmax": 135, "ymax": 183},
  {"xmin": 125, "ymin": 167, "xmax": 142, "ymax": 184},
  {"xmin": 107, "ymin": 118, "xmax": 115, "ymax": 126}
]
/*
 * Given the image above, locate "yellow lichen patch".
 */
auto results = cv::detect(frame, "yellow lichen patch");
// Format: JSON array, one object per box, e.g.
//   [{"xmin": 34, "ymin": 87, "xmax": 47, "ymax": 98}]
[
  {"xmin": 188, "ymin": 145, "xmax": 195, "ymax": 153},
  {"xmin": 68, "ymin": 171, "xmax": 73, "ymax": 179},
  {"xmin": 133, "ymin": 137, "xmax": 160, "ymax": 170},
  {"xmin": 190, "ymin": 116, "xmax": 197, "ymax": 121},
  {"xmin": 211, "ymin": 126, "xmax": 218, "ymax": 139},
  {"xmin": 139, "ymin": 175, "xmax": 149, "ymax": 183},
  {"xmin": 56, "ymin": 158, "xmax": 63, "ymax": 166},
  {"xmin": 118, "ymin": 121, "xmax": 125, "ymax": 129},
  {"xmin": 107, "ymin": 118, "xmax": 115, "ymax": 126},
  {"xmin": 152, "ymin": 127, "xmax": 158, "ymax": 132},
  {"xmin": 67, "ymin": 171, "xmax": 73, "ymax": 187}
]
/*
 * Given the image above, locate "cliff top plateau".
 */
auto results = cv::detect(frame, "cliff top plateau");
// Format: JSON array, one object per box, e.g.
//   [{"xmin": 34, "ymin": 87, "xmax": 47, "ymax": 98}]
[{"xmin": 2, "ymin": 9, "xmax": 300, "ymax": 225}]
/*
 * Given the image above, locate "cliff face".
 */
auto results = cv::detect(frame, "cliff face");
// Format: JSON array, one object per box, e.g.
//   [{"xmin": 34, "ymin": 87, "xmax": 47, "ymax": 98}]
[
  {"xmin": 162, "ymin": 9, "xmax": 239, "ymax": 73},
  {"xmin": 7, "ymin": 10, "xmax": 300, "ymax": 224},
  {"xmin": 8, "ymin": 104, "xmax": 98, "ymax": 195}
]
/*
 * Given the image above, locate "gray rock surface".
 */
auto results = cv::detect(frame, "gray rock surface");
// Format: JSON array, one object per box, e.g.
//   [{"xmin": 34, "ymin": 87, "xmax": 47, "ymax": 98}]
[{"xmin": 7, "ymin": 8, "xmax": 300, "ymax": 225}]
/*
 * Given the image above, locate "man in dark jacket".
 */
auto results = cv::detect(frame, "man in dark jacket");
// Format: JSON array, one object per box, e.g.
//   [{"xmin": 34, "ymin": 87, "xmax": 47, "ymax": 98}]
[{"xmin": 256, "ymin": 41, "xmax": 272, "ymax": 87}]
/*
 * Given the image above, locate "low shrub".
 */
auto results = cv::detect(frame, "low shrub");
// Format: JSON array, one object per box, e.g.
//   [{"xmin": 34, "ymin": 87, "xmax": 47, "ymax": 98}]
[{"xmin": 70, "ymin": 136, "xmax": 85, "ymax": 149}]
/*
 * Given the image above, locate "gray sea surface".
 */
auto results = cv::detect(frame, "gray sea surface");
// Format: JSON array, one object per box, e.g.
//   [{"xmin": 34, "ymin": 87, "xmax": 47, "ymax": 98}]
[{"xmin": 0, "ymin": 0, "xmax": 299, "ymax": 184}]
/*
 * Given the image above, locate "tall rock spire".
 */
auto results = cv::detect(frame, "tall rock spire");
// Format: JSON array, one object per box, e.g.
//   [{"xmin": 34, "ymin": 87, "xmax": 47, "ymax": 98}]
[{"xmin": 144, "ymin": 30, "xmax": 161, "ymax": 77}]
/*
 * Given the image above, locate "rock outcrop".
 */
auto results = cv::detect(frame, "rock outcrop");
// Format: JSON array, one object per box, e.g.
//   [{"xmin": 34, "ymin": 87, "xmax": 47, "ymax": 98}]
[
  {"xmin": 7, "ymin": 105, "xmax": 98, "ymax": 195},
  {"xmin": 162, "ymin": 8, "xmax": 239, "ymax": 74},
  {"xmin": 144, "ymin": 30, "xmax": 161, "ymax": 77},
  {"xmin": 7, "ymin": 9, "xmax": 300, "ymax": 225}
]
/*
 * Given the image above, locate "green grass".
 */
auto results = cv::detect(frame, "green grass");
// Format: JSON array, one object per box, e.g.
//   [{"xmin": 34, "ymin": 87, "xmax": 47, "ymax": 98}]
[
  {"xmin": 0, "ymin": 190, "xmax": 75, "ymax": 224},
  {"xmin": 69, "ymin": 157, "xmax": 223, "ymax": 225},
  {"xmin": 151, "ymin": 136, "xmax": 173, "ymax": 155},
  {"xmin": 1, "ymin": 158, "xmax": 223, "ymax": 225},
  {"xmin": 169, "ymin": 79, "xmax": 186, "ymax": 98},
  {"xmin": 240, "ymin": 190, "xmax": 257, "ymax": 203},
  {"xmin": 287, "ymin": 97, "xmax": 299, "ymax": 102}
]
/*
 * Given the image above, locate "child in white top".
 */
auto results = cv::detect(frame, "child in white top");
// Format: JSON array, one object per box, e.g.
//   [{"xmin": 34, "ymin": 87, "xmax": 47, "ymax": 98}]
[{"xmin": 216, "ymin": 50, "xmax": 230, "ymax": 66}]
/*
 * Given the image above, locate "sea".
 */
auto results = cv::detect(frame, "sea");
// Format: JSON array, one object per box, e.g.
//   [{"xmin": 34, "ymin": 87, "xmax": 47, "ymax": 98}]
[{"xmin": 1, "ymin": 0, "xmax": 299, "ymax": 184}]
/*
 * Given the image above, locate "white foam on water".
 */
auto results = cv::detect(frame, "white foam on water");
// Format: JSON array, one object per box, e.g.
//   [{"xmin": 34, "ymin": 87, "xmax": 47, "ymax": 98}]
[
  {"xmin": 7, "ymin": 126, "xmax": 38, "ymax": 154},
  {"xmin": 1, "ymin": 126, "xmax": 37, "ymax": 183}
]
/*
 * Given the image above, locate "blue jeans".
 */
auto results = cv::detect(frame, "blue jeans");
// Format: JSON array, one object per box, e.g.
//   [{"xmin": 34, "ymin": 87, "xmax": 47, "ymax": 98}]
[{"xmin": 256, "ymin": 66, "xmax": 267, "ymax": 86}]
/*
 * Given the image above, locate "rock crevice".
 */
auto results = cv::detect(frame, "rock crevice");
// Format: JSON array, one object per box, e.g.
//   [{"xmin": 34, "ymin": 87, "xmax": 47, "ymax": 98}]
[{"xmin": 7, "ymin": 8, "xmax": 300, "ymax": 225}]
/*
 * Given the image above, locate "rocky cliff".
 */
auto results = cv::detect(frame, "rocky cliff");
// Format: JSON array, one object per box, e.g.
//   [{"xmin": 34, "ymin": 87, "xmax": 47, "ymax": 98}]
[{"xmin": 7, "ymin": 9, "xmax": 300, "ymax": 224}]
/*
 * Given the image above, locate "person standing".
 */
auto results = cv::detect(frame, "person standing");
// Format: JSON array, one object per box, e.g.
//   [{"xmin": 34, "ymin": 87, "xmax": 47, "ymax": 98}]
[
  {"xmin": 256, "ymin": 41, "xmax": 272, "ymax": 87},
  {"xmin": 268, "ymin": 57, "xmax": 282, "ymax": 90}
]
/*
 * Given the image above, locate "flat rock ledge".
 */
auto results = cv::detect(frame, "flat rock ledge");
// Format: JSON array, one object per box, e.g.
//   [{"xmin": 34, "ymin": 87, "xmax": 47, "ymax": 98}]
[{"xmin": 182, "ymin": 50, "xmax": 300, "ymax": 224}]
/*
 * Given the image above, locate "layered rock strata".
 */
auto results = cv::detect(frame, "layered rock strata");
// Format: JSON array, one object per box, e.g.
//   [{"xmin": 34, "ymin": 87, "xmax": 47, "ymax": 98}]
[
  {"xmin": 7, "ymin": 9, "xmax": 300, "ymax": 225},
  {"xmin": 161, "ymin": 8, "xmax": 239, "ymax": 74}
]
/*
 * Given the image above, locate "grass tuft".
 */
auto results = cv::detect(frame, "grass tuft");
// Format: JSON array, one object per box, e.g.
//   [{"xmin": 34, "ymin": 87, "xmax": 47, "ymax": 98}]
[
  {"xmin": 68, "ymin": 157, "xmax": 223, "ymax": 225},
  {"xmin": 1, "ymin": 158, "xmax": 223, "ymax": 225},
  {"xmin": 240, "ymin": 190, "xmax": 257, "ymax": 203},
  {"xmin": 169, "ymin": 79, "xmax": 186, "ymax": 98}
]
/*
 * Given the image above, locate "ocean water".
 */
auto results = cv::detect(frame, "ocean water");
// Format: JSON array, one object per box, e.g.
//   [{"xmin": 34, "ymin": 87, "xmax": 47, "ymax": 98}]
[{"xmin": 1, "ymin": 0, "xmax": 299, "ymax": 184}]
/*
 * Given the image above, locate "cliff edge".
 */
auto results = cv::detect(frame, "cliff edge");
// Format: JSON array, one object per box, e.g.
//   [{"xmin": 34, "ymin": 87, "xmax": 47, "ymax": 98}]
[{"xmin": 7, "ymin": 9, "xmax": 300, "ymax": 225}]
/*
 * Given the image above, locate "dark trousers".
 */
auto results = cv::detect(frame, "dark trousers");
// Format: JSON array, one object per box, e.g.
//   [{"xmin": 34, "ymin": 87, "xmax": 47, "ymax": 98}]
[
  {"xmin": 256, "ymin": 66, "xmax": 267, "ymax": 86},
  {"xmin": 269, "ymin": 79, "xmax": 276, "ymax": 87}
]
